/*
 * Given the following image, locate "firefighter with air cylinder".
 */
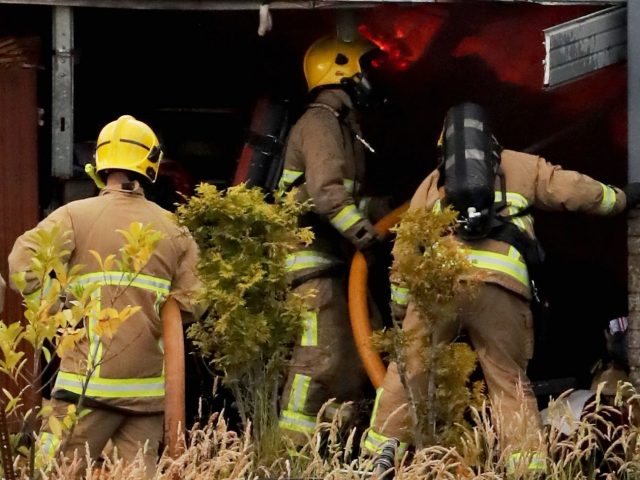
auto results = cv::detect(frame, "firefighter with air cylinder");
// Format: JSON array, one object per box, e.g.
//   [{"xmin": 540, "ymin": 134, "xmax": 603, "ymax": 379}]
[
  {"xmin": 365, "ymin": 102, "xmax": 640, "ymax": 478},
  {"xmin": 277, "ymin": 35, "xmax": 390, "ymax": 442}
]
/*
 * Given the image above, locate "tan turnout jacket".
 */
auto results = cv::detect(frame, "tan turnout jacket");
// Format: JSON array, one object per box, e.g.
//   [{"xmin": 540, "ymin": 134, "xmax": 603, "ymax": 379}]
[
  {"xmin": 9, "ymin": 183, "xmax": 201, "ymax": 413},
  {"xmin": 391, "ymin": 149, "xmax": 626, "ymax": 308},
  {"xmin": 280, "ymin": 89, "xmax": 378, "ymax": 280}
]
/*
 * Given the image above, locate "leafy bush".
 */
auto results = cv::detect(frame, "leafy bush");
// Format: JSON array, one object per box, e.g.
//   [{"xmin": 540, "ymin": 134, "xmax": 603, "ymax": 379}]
[
  {"xmin": 175, "ymin": 184, "xmax": 312, "ymax": 461},
  {"xmin": 381, "ymin": 206, "xmax": 484, "ymax": 448}
]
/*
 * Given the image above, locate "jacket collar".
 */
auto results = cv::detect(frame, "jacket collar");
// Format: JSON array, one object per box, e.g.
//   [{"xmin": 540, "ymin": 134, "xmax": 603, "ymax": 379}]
[
  {"xmin": 99, "ymin": 180, "xmax": 145, "ymax": 197},
  {"xmin": 314, "ymin": 88, "xmax": 355, "ymax": 115}
]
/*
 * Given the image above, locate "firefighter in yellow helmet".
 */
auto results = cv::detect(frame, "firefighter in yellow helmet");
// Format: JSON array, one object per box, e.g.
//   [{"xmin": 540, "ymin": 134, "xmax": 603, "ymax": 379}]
[
  {"xmin": 277, "ymin": 35, "xmax": 389, "ymax": 442},
  {"xmin": 9, "ymin": 115, "xmax": 201, "ymax": 477}
]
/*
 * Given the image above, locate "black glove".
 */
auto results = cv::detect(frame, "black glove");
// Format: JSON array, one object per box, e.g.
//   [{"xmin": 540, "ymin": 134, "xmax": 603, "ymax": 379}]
[{"xmin": 623, "ymin": 183, "xmax": 640, "ymax": 211}]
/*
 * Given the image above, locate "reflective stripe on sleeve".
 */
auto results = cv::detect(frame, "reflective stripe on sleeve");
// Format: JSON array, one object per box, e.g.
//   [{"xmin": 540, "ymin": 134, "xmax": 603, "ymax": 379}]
[
  {"xmin": 390, "ymin": 284, "xmax": 409, "ymax": 306},
  {"xmin": 300, "ymin": 311, "xmax": 318, "ymax": 347},
  {"xmin": 598, "ymin": 183, "xmax": 617, "ymax": 214},
  {"xmin": 278, "ymin": 168, "xmax": 304, "ymax": 193},
  {"xmin": 467, "ymin": 249, "xmax": 529, "ymax": 288},
  {"xmin": 55, "ymin": 371, "xmax": 165, "ymax": 398},
  {"xmin": 330, "ymin": 204, "xmax": 366, "ymax": 232},
  {"xmin": 285, "ymin": 251, "xmax": 337, "ymax": 272}
]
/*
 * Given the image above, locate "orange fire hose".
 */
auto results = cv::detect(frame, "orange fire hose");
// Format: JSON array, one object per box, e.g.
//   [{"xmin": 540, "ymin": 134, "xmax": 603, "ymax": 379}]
[
  {"xmin": 162, "ymin": 297, "xmax": 185, "ymax": 458},
  {"xmin": 348, "ymin": 203, "xmax": 409, "ymax": 389}
]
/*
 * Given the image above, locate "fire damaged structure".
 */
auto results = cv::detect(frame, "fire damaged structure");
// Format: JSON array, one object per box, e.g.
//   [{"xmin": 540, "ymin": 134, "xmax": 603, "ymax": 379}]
[{"xmin": 0, "ymin": 0, "xmax": 635, "ymax": 427}]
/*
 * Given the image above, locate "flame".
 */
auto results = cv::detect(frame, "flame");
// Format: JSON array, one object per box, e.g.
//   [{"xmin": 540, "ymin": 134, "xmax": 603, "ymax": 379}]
[{"xmin": 359, "ymin": 7, "xmax": 447, "ymax": 71}]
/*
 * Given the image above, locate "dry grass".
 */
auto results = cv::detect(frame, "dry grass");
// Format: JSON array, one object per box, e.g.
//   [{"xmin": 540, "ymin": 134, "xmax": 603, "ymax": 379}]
[{"xmin": 25, "ymin": 388, "xmax": 640, "ymax": 480}]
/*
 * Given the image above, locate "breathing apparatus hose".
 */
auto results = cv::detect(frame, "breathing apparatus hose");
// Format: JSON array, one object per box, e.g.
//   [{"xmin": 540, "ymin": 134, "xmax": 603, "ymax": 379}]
[{"xmin": 348, "ymin": 202, "xmax": 409, "ymax": 389}]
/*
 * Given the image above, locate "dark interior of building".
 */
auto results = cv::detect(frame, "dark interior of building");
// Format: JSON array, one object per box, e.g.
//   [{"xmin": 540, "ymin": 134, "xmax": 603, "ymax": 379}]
[{"xmin": 0, "ymin": 2, "xmax": 629, "ymax": 422}]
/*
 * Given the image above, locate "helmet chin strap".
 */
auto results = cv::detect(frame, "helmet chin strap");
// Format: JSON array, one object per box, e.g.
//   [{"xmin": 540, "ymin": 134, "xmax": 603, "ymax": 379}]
[{"xmin": 85, "ymin": 164, "xmax": 106, "ymax": 189}]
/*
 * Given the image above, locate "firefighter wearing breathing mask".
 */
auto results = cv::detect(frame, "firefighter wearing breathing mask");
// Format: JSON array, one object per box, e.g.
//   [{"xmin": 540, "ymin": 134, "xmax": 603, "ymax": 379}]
[
  {"xmin": 277, "ymin": 35, "xmax": 388, "ymax": 443},
  {"xmin": 9, "ymin": 115, "xmax": 201, "ymax": 477},
  {"xmin": 364, "ymin": 102, "xmax": 640, "ymax": 478}
]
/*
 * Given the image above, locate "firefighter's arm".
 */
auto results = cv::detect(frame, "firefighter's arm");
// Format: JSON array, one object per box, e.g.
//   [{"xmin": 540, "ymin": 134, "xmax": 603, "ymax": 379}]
[
  {"xmin": 169, "ymin": 233, "xmax": 205, "ymax": 323},
  {"xmin": 8, "ymin": 207, "xmax": 75, "ymax": 295},
  {"xmin": 301, "ymin": 113, "xmax": 378, "ymax": 250},
  {"xmin": 533, "ymin": 157, "xmax": 626, "ymax": 215}
]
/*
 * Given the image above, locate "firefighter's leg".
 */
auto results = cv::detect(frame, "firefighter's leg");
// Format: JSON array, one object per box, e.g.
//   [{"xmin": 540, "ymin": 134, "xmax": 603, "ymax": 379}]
[
  {"xmin": 364, "ymin": 304, "xmax": 458, "ymax": 454},
  {"xmin": 280, "ymin": 276, "xmax": 369, "ymax": 444},
  {"xmin": 39, "ymin": 399, "xmax": 123, "ymax": 473},
  {"xmin": 111, "ymin": 413, "xmax": 163, "ymax": 479},
  {"xmin": 462, "ymin": 283, "xmax": 544, "ymax": 474}
]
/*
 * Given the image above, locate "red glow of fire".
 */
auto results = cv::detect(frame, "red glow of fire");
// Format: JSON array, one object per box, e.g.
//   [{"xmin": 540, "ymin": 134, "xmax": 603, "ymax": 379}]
[
  {"xmin": 452, "ymin": 8, "xmax": 596, "ymax": 90},
  {"xmin": 359, "ymin": 10, "xmax": 446, "ymax": 71}
]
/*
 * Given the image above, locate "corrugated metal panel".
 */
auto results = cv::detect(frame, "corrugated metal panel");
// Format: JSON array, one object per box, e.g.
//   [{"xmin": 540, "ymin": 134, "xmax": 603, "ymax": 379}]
[{"xmin": 543, "ymin": 6, "xmax": 627, "ymax": 88}]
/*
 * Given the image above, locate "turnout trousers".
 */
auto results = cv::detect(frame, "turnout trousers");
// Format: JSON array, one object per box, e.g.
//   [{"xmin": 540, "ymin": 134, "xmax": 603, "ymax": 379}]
[
  {"xmin": 40, "ymin": 398, "xmax": 163, "ymax": 478},
  {"xmin": 279, "ymin": 276, "xmax": 371, "ymax": 442},
  {"xmin": 366, "ymin": 283, "xmax": 542, "ymax": 455}
]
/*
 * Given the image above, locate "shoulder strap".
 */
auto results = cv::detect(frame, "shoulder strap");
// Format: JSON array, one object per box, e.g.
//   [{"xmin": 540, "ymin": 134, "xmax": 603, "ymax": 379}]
[{"xmin": 306, "ymin": 102, "xmax": 375, "ymax": 153}]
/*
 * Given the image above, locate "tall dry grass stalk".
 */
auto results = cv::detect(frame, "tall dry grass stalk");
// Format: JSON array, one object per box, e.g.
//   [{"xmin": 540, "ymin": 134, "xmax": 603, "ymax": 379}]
[{"xmin": 29, "ymin": 384, "xmax": 640, "ymax": 480}]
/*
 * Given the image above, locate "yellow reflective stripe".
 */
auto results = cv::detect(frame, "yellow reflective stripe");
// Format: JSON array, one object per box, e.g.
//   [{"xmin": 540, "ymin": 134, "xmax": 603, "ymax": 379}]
[
  {"xmin": 87, "ymin": 289, "xmax": 102, "ymax": 374},
  {"xmin": 467, "ymin": 249, "xmax": 529, "ymax": 287},
  {"xmin": 278, "ymin": 168, "xmax": 304, "ymax": 193},
  {"xmin": 495, "ymin": 191, "xmax": 529, "ymax": 209},
  {"xmin": 75, "ymin": 271, "xmax": 170, "ymax": 295},
  {"xmin": 370, "ymin": 387, "xmax": 384, "ymax": 426},
  {"xmin": 508, "ymin": 452, "xmax": 546, "ymax": 473},
  {"xmin": 508, "ymin": 246, "xmax": 520, "ymax": 260},
  {"xmin": 363, "ymin": 429, "xmax": 409, "ymax": 456},
  {"xmin": 55, "ymin": 371, "xmax": 165, "ymax": 398},
  {"xmin": 39, "ymin": 431, "xmax": 60, "ymax": 460},
  {"xmin": 599, "ymin": 183, "xmax": 616, "ymax": 214},
  {"xmin": 495, "ymin": 191, "xmax": 531, "ymax": 232},
  {"xmin": 390, "ymin": 284, "xmax": 409, "ymax": 306},
  {"xmin": 300, "ymin": 311, "xmax": 318, "ymax": 347},
  {"xmin": 281, "ymin": 169, "xmax": 303, "ymax": 183},
  {"xmin": 343, "ymin": 178, "xmax": 355, "ymax": 193},
  {"xmin": 330, "ymin": 204, "xmax": 365, "ymax": 232},
  {"xmin": 285, "ymin": 251, "xmax": 336, "ymax": 272},
  {"xmin": 287, "ymin": 373, "xmax": 311, "ymax": 413},
  {"xmin": 279, "ymin": 410, "xmax": 316, "ymax": 434},
  {"xmin": 433, "ymin": 199, "xmax": 442, "ymax": 213}
]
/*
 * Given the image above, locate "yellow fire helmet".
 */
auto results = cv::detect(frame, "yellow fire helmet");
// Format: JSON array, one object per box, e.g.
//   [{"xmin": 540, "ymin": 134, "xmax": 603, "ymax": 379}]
[
  {"xmin": 94, "ymin": 115, "xmax": 163, "ymax": 183},
  {"xmin": 303, "ymin": 35, "xmax": 375, "ymax": 92}
]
